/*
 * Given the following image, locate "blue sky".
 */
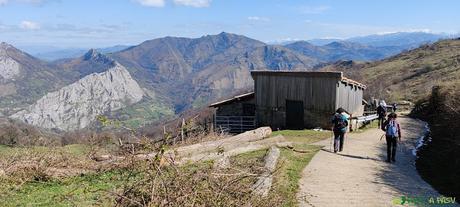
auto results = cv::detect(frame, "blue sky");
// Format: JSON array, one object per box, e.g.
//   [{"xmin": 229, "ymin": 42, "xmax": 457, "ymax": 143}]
[{"xmin": 0, "ymin": 0, "xmax": 459, "ymax": 48}]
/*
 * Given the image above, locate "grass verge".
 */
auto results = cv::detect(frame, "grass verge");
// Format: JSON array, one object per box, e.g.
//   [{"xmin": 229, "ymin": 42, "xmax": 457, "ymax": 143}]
[
  {"xmin": 272, "ymin": 129, "xmax": 330, "ymax": 144},
  {"xmin": 0, "ymin": 171, "xmax": 125, "ymax": 206}
]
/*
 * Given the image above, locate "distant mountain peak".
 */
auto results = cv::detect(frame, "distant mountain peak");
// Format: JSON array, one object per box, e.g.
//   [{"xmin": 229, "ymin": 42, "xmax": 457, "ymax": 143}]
[
  {"xmin": 83, "ymin": 48, "xmax": 99, "ymax": 59},
  {"xmin": 202, "ymin": 32, "xmax": 246, "ymax": 41},
  {"xmin": 83, "ymin": 49, "xmax": 115, "ymax": 65},
  {"xmin": 216, "ymin": 31, "xmax": 233, "ymax": 37},
  {"xmin": 0, "ymin": 42, "xmax": 26, "ymax": 58},
  {"xmin": 286, "ymin": 41, "xmax": 317, "ymax": 48},
  {"xmin": 326, "ymin": 41, "xmax": 357, "ymax": 47},
  {"xmin": 0, "ymin": 42, "xmax": 14, "ymax": 52},
  {"xmin": 296, "ymin": 40, "xmax": 314, "ymax": 45},
  {"xmin": 0, "ymin": 42, "xmax": 10, "ymax": 48}
]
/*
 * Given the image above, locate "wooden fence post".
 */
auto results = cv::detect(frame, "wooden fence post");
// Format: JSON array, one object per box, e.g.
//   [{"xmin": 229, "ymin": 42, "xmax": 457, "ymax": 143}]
[
  {"xmin": 211, "ymin": 114, "xmax": 215, "ymax": 133},
  {"xmin": 181, "ymin": 118, "xmax": 185, "ymax": 142}
]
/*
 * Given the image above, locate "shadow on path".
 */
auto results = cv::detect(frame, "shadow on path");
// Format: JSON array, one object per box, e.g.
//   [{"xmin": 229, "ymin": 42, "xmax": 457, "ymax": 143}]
[{"xmin": 320, "ymin": 148, "xmax": 383, "ymax": 162}]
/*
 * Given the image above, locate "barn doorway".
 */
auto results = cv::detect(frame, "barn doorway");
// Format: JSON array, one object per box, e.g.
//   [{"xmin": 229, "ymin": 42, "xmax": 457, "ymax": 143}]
[{"xmin": 286, "ymin": 100, "xmax": 304, "ymax": 129}]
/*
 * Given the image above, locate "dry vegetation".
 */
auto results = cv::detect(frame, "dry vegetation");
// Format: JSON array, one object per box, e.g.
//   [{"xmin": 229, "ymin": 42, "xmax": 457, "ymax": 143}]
[
  {"xmin": 0, "ymin": 111, "xmax": 330, "ymax": 206},
  {"xmin": 0, "ymin": 118, "xmax": 61, "ymax": 147},
  {"xmin": 411, "ymin": 84, "xmax": 460, "ymax": 200}
]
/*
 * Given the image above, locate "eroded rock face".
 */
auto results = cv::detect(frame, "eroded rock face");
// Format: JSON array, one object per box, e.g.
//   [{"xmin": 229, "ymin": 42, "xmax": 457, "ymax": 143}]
[
  {"xmin": 0, "ymin": 43, "xmax": 21, "ymax": 80},
  {"xmin": 11, "ymin": 63, "xmax": 144, "ymax": 131},
  {"xmin": 0, "ymin": 58, "xmax": 21, "ymax": 80}
]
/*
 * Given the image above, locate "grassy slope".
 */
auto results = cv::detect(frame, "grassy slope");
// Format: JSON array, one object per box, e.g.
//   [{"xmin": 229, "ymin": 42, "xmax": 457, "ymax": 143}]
[
  {"xmin": 0, "ymin": 129, "xmax": 329, "ymax": 206},
  {"xmin": 0, "ymin": 144, "xmax": 90, "ymax": 157},
  {"xmin": 0, "ymin": 127, "xmax": 381, "ymax": 206},
  {"xmin": 0, "ymin": 144, "xmax": 107, "ymax": 206},
  {"xmin": 322, "ymin": 39, "xmax": 460, "ymax": 102},
  {"xmin": 0, "ymin": 171, "xmax": 123, "ymax": 206},
  {"xmin": 107, "ymin": 98, "xmax": 175, "ymax": 129}
]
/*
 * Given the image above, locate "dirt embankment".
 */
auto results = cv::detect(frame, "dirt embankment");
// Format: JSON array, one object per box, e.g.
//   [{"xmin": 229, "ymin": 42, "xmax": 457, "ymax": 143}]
[{"xmin": 412, "ymin": 85, "xmax": 460, "ymax": 201}]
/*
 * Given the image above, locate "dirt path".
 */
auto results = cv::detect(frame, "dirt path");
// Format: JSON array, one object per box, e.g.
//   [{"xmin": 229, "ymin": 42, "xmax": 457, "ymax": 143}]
[{"xmin": 297, "ymin": 117, "xmax": 457, "ymax": 207}]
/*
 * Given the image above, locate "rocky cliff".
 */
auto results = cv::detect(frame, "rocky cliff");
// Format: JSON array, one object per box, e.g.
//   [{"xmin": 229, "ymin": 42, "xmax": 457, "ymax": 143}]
[
  {"xmin": 0, "ymin": 42, "xmax": 68, "ymax": 114},
  {"xmin": 0, "ymin": 44, "xmax": 21, "ymax": 80},
  {"xmin": 11, "ymin": 63, "xmax": 144, "ymax": 131}
]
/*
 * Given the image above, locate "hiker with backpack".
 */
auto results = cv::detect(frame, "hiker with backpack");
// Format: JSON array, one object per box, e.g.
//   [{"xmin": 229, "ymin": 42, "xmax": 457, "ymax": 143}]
[
  {"xmin": 381, "ymin": 113, "xmax": 402, "ymax": 163},
  {"xmin": 376, "ymin": 103, "xmax": 387, "ymax": 128},
  {"xmin": 331, "ymin": 108, "xmax": 349, "ymax": 153}
]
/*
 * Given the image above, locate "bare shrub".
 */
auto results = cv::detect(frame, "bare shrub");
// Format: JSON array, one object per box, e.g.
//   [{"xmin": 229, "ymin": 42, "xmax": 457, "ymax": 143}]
[
  {"xmin": 0, "ymin": 147, "xmax": 97, "ymax": 182},
  {"xmin": 110, "ymin": 141, "xmax": 280, "ymax": 207},
  {"xmin": 0, "ymin": 119, "xmax": 60, "ymax": 147}
]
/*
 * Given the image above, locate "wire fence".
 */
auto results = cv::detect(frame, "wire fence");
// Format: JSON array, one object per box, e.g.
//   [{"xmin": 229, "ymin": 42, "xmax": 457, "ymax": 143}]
[{"xmin": 214, "ymin": 116, "xmax": 256, "ymax": 134}]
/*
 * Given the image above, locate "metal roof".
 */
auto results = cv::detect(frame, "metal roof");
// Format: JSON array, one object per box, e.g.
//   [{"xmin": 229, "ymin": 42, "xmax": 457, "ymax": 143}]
[
  {"xmin": 251, "ymin": 70, "xmax": 343, "ymax": 78},
  {"xmin": 341, "ymin": 77, "xmax": 367, "ymax": 89},
  {"xmin": 209, "ymin": 92, "xmax": 254, "ymax": 107},
  {"xmin": 250, "ymin": 70, "xmax": 366, "ymax": 89}
]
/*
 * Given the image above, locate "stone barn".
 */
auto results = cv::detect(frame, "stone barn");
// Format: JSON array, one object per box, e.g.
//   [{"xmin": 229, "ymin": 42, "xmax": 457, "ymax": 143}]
[
  {"xmin": 210, "ymin": 71, "xmax": 366, "ymax": 132},
  {"xmin": 209, "ymin": 92, "xmax": 256, "ymax": 133}
]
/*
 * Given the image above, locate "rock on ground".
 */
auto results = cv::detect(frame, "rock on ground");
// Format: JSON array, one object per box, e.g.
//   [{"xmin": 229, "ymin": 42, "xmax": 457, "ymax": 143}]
[{"xmin": 252, "ymin": 146, "xmax": 280, "ymax": 197}]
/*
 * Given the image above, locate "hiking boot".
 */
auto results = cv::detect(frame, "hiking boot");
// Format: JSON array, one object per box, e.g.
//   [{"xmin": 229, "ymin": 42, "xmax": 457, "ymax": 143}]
[{"xmin": 392, "ymin": 158, "xmax": 396, "ymax": 163}]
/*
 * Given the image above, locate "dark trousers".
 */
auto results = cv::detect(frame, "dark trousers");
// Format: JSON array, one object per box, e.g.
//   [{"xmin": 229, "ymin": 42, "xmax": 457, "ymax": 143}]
[
  {"xmin": 334, "ymin": 131, "xmax": 345, "ymax": 152},
  {"xmin": 386, "ymin": 135, "xmax": 397, "ymax": 161},
  {"xmin": 378, "ymin": 116, "xmax": 385, "ymax": 128}
]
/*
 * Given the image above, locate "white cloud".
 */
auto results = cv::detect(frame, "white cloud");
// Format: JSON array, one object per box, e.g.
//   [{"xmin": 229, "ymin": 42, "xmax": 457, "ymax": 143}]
[
  {"xmin": 19, "ymin": 20, "xmax": 40, "ymax": 30},
  {"xmin": 0, "ymin": 0, "xmax": 8, "ymax": 5},
  {"xmin": 135, "ymin": 0, "xmax": 165, "ymax": 7},
  {"xmin": 173, "ymin": 0, "xmax": 211, "ymax": 8},
  {"xmin": 376, "ymin": 29, "xmax": 432, "ymax": 35},
  {"xmin": 267, "ymin": 37, "xmax": 302, "ymax": 44},
  {"xmin": 248, "ymin": 16, "xmax": 270, "ymax": 22},
  {"xmin": 301, "ymin": 5, "xmax": 330, "ymax": 14}
]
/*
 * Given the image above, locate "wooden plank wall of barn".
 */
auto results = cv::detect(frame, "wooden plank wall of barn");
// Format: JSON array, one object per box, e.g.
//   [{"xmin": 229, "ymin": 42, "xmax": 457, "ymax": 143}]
[
  {"xmin": 254, "ymin": 74, "xmax": 339, "ymax": 129},
  {"xmin": 335, "ymin": 82, "xmax": 364, "ymax": 116}
]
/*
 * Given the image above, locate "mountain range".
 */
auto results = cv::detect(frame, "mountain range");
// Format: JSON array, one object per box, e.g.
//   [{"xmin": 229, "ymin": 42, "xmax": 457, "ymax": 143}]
[
  {"xmin": 1, "ymin": 32, "xmax": 319, "ymax": 130},
  {"xmin": 305, "ymin": 32, "xmax": 450, "ymax": 47},
  {"xmin": 320, "ymin": 38, "xmax": 460, "ymax": 102},
  {"xmin": 25, "ymin": 45, "xmax": 131, "ymax": 61},
  {"xmin": 22, "ymin": 32, "xmax": 452, "ymax": 62},
  {"xmin": 0, "ymin": 32, "xmax": 456, "ymax": 131},
  {"xmin": 285, "ymin": 41, "xmax": 402, "ymax": 62}
]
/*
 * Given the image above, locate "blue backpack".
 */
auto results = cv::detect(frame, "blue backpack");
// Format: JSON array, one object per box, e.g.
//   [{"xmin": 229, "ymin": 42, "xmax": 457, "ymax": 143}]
[
  {"xmin": 333, "ymin": 113, "xmax": 348, "ymax": 131},
  {"xmin": 386, "ymin": 120, "xmax": 398, "ymax": 137}
]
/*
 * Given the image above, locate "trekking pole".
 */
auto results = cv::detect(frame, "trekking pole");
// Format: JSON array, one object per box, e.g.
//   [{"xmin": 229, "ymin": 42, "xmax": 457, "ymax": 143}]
[
  {"xmin": 345, "ymin": 132, "xmax": 348, "ymax": 155},
  {"xmin": 330, "ymin": 128, "xmax": 334, "ymax": 152}
]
